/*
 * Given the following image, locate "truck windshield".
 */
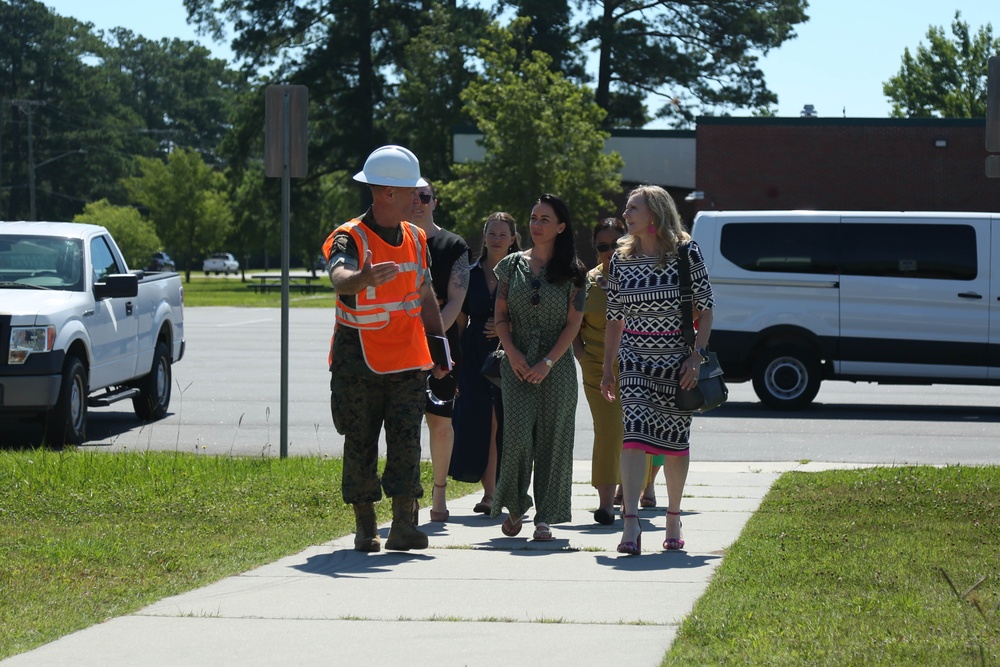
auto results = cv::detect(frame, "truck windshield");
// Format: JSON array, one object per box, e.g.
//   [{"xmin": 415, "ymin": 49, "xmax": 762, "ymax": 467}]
[{"xmin": 0, "ymin": 235, "xmax": 85, "ymax": 291}]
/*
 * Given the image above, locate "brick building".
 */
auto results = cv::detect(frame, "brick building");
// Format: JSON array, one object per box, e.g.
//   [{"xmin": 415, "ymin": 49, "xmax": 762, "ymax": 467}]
[
  {"xmin": 452, "ymin": 118, "xmax": 1000, "ymax": 262},
  {"xmin": 692, "ymin": 117, "xmax": 1000, "ymax": 213}
]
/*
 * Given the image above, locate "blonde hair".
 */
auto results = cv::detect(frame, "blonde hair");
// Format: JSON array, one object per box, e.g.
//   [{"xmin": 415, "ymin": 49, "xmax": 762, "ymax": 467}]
[{"xmin": 620, "ymin": 185, "xmax": 689, "ymax": 267}]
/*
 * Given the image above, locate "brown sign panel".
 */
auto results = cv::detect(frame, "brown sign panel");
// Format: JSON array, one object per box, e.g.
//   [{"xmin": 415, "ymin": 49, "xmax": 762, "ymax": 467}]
[{"xmin": 264, "ymin": 85, "xmax": 308, "ymax": 178}]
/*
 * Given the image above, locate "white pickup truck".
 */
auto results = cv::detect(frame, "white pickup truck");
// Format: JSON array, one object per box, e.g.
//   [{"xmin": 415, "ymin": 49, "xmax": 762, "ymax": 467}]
[{"xmin": 0, "ymin": 221, "xmax": 185, "ymax": 445}]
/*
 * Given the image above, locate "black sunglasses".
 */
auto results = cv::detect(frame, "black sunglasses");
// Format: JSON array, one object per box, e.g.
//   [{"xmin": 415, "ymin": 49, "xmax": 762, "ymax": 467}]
[
  {"xmin": 530, "ymin": 278, "xmax": 541, "ymax": 306},
  {"xmin": 595, "ymin": 242, "xmax": 616, "ymax": 253},
  {"xmin": 418, "ymin": 193, "xmax": 434, "ymax": 204}
]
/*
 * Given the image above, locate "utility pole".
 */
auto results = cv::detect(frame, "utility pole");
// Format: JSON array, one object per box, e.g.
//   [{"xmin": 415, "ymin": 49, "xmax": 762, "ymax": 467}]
[{"xmin": 10, "ymin": 100, "xmax": 44, "ymax": 220}]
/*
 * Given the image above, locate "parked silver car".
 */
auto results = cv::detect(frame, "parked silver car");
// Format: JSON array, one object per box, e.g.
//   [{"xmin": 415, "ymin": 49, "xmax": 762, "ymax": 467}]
[{"xmin": 202, "ymin": 252, "xmax": 239, "ymax": 275}]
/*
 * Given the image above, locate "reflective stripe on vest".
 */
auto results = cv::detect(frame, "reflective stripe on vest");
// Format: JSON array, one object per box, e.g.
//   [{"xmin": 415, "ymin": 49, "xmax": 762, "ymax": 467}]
[
  {"xmin": 335, "ymin": 221, "xmax": 426, "ymax": 329},
  {"xmin": 331, "ymin": 219, "xmax": 433, "ymax": 374}
]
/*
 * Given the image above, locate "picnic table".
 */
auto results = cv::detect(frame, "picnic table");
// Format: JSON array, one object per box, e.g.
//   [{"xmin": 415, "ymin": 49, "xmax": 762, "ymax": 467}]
[{"xmin": 248, "ymin": 273, "xmax": 325, "ymax": 295}]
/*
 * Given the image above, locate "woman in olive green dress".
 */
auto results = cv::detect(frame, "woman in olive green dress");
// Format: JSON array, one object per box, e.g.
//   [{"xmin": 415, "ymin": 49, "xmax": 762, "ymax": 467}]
[
  {"xmin": 574, "ymin": 218, "xmax": 627, "ymax": 525},
  {"xmin": 491, "ymin": 194, "xmax": 586, "ymax": 542}
]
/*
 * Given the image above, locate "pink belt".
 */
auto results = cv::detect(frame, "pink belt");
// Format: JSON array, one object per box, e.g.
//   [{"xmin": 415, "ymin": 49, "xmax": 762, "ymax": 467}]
[{"xmin": 623, "ymin": 328, "xmax": 681, "ymax": 336}]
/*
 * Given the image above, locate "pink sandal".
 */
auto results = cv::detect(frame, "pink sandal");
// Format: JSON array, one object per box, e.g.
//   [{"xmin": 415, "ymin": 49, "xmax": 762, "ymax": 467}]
[
  {"xmin": 617, "ymin": 514, "xmax": 642, "ymax": 555},
  {"xmin": 663, "ymin": 510, "xmax": 685, "ymax": 551}
]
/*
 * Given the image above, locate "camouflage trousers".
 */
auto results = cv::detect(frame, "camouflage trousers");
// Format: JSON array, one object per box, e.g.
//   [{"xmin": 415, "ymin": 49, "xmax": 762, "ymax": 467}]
[{"xmin": 330, "ymin": 362, "xmax": 425, "ymax": 504}]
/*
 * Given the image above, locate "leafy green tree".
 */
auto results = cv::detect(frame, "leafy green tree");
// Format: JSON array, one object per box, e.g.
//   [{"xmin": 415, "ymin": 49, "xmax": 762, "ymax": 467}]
[
  {"xmin": 185, "ymin": 0, "xmax": 429, "ymax": 176},
  {"xmin": 1, "ymin": 1, "xmax": 246, "ymax": 222},
  {"xmin": 72, "ymin": 199, "xmax": 162, "ymax": 269},
  {"xmin": 883, "ymin": 12, "xmax": 999, "ymax": 118},
  {"xmin": 123, "ymin": 148, "xmax": 233, "ymax": 281},
  {"xmin": 439, "ymin": 21, "xmax": 623, "ymax": 239},
  {"xmin": 501, "ymin": 0, "xmax": 586, "ymax": 81},
  {"xmin": 389, "ymin": 2, "xmax": 493, "ymax": 186},
  {"xmin": 100, "ymin": 29, "xmax": 248, "ymax": 164},
  {"xmin": 1, "ymin": 0, "xmax": 136, "ymax": 220},
  {"xmin": 579, "ymin": 0, "xmax": 808, "ymax": 127}
]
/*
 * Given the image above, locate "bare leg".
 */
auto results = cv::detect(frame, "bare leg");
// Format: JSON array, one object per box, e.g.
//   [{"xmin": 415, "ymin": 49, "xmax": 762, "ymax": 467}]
[
  {"xmin": 643, "ymin": 462, "xmax": 662, "ymax": 505},
  {"xmin": 662, "ymin": 455, "xmax": 690, "ymax": 541},
  {"xmin": 619, "ymin": 449, "xmax": 646, "ymax": 546},
  {"xmin": 426, "ymin": 412, "xmax": 453, "ymax": 515}
]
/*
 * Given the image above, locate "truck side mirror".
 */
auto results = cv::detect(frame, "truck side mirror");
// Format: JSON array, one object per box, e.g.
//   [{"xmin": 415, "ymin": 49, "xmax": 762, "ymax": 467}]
[{"xmin": 94, "ymin": 273, "xmax": 139, "ymax": 299}]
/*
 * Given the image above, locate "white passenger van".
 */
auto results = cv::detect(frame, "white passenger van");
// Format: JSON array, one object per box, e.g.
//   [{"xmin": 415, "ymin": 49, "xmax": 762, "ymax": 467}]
[{"xmin": 691, "ymin": 210, "xmax": 1000, "ymax": 409}]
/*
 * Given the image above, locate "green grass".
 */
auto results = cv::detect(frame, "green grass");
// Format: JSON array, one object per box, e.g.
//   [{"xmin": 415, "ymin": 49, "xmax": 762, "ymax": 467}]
[
  {"xmin": 0, "ymin": 449, "xmax": 477, "ymax": 659},
  {"xmin": 664, "ymin": 466, "xmax": 1000, "ymax": 666},
  {"xmin": 180, "ymin": 274, "xmax": 335, "ymax": 308},
  {"xmin": 5, "ymin": 455, "xmax": 998, "ymax": 664}
]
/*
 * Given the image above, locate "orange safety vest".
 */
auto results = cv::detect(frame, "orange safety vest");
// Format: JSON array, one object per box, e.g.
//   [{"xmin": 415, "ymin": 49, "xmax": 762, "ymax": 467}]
[{"xmin": 323, "ymin": 219, "xmax": 433, "ymax": 374}]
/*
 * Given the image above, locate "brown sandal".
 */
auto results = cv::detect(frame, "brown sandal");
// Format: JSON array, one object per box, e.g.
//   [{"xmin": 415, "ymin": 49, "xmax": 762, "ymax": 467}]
[
  {"xmin": 430, "ymin": 481, "xmax": 449, "ymax": 522},
  {"xmin": 473, "ymin": 494, "xmax": 494, "ymax": 514}
]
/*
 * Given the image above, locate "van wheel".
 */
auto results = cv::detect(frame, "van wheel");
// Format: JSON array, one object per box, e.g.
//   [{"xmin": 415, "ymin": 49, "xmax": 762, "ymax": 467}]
[
  {"xmin": 133, "ymin": 341, "xmax": 172, "ymax": 421},
  {"xmin": 45, "ymin": 356, "xmax": 87, "ymax": 447},
  {"xmin": 752, "ymin": 346, "xmax": 821, "ymax": 410}
]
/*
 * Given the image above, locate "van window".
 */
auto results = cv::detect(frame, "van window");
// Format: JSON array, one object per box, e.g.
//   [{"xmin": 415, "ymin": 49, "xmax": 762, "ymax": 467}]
[
  {"xmin": 720, "ymin": 223, "xmax": 839, "ymax": 275},
  {"xmin": 720, "ymin": 221, "xmax": 977, "ymax": 281},
  {"xmin": 840, "ymin": 223, "xmax": 976, "ymax": 280}
]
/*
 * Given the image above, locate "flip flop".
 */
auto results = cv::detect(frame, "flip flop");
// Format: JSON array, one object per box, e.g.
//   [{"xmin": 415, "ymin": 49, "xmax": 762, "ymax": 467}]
[
  {"xmin": 501, "ymin": 513, "xmax": 523, "ymax": 537},
  {"xmin": 532, "ymin": 523, "xmax": 554, "ymax": 541}
]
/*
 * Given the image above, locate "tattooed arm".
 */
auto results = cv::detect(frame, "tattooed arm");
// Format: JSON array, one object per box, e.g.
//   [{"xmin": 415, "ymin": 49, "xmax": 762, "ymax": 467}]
[{"xmin": 439, "ymin": 252, "xmax": 470, "ymax": 331}]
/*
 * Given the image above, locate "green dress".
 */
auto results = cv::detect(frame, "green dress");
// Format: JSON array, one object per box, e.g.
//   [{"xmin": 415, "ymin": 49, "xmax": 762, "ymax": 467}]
[{"xmin": 491, "ymin": 252, "xmax": 585, "ymax": 525}]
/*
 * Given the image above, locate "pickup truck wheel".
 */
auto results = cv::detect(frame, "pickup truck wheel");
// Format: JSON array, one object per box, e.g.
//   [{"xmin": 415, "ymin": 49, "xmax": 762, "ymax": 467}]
[
  {"xmin": 133, "ymin": 341, "xmax": 171, "ymax": 421},
  {"xmin": 752, "ymin": 345, "xmax": 821, "ymax": 410},
  {"xmin": 45, "ymin": 356, "xmax": 87, "ymax": 447}
]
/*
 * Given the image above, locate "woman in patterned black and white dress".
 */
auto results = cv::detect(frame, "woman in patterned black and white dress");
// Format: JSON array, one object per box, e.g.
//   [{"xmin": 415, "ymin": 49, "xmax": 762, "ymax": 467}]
[{"xmin": 600, "ymin": 186, "xmax": 714, "ymax": 555}]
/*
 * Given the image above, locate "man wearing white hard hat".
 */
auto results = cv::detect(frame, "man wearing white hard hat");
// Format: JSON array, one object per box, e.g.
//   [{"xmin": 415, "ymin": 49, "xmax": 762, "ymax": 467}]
[{"xmin": 322, "ymin": 145, "xmax": 450, "ymax": 552}]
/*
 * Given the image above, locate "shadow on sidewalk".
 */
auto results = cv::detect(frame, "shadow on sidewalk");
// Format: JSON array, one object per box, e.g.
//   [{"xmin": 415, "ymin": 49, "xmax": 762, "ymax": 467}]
[
  {"xmin": 292, "ymin": 548, "xmax": 434, "ymax": 577},
  {"xmin": 594, "ymin": 552, "xmax": 721, "ymax": 571}
]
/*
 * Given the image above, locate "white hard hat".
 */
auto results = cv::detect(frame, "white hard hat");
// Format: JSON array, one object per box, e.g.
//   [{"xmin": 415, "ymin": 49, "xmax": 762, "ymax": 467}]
[{"xmin": 353, "ymin": 145, "xmax": 429, "ymax": 188}]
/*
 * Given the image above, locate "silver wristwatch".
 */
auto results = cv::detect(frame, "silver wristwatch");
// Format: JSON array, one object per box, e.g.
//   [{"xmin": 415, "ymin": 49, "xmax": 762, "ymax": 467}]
[{"xmin": 543, "ymin": 357, "xmax": 554, "ymax": 367}]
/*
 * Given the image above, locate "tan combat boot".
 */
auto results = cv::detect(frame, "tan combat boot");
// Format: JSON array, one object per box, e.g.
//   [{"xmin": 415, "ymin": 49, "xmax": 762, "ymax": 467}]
[
  {"xmin": 384, "ymin": 496, "xmax": 429, "ymax": 551},
  {"xmin": 353, "ymin": 503, "xmax": 381, "ymax": 553}
]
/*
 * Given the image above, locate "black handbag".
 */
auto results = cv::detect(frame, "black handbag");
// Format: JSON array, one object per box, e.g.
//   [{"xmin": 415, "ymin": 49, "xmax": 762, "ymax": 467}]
[
  {"xmin": 675, "ymin": 242, "xmax": 728, "ymax": 413},
  {"xmin": 481, "ymin": 345, "xmax": 504, "ymax": 387}
]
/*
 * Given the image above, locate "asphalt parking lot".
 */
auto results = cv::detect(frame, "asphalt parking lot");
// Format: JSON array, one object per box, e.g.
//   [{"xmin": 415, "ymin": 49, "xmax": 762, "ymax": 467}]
[{"xmin": 6, "ymin": 306, "xmax": 1000, "ymax": 465}]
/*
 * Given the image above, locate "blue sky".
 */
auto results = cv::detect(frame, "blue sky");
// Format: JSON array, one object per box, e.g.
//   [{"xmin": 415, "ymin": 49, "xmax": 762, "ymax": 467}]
[{"xmin": 43, "ymin": 0, "xmax": 997, "ymax": 122}]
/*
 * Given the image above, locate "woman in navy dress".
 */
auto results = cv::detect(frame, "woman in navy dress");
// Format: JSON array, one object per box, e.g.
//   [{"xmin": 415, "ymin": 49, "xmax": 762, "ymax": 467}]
[{"xmin": 449, "ymin": 212, "xmax": 520, "ymax": 514}]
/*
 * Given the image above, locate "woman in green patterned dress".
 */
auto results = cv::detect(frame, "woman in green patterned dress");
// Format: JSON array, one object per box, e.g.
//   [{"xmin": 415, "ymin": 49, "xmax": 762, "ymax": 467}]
[{"xmin": 491, "ymin": 194, "xmax": 586, "ymax": 541}]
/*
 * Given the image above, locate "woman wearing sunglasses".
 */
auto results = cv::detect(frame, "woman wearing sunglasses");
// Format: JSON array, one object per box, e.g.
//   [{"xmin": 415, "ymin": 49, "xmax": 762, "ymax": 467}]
[
  {"xmin": 573, "ymin": 217, "xmax": 629, "ymax": 525},
  {"xmin": 412, "ymin": 180, "xmax": 470, "ymax": 523},
  {"xmin": 491, "ymin": 194, "xmax": 586, "ymax": 542}
]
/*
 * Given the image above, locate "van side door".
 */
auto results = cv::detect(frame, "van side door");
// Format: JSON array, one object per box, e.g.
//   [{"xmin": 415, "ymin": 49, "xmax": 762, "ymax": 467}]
[
  {"xmin": 989, "ymin": 217, "xmax": 1000, "ymax": 379},
  {"xmin": 838, "ymin": 215, "xmax": 989, "ymax": 380}
]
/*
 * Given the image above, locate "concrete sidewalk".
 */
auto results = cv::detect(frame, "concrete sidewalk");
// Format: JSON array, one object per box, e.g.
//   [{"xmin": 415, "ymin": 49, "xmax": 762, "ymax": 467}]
[{"xmin": 3, "ymin": 461, "xmax": 852, "ymax": 667}]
